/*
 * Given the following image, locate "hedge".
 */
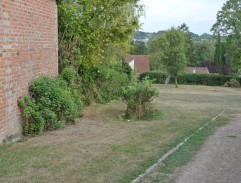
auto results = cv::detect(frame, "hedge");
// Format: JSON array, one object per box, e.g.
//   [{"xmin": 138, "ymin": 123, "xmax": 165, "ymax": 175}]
[{"xmin": 140, "ymin": 71, "xmax": 241, "ymax": 86}]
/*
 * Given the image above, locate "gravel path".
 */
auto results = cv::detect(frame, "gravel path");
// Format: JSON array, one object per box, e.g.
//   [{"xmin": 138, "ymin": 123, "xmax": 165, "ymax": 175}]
[{"xmin": 175, "ymin": 114, "xmax": 241, "ymax": 183}]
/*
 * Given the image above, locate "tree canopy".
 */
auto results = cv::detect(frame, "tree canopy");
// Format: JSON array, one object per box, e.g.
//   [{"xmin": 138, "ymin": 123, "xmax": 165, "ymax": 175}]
[
  {"xmin": 147, "ymin": 33, "xmax": 168, "ymax": 70},
  {"xmin": 211, "ymin": 0, "xmax": 241, "ymax": 73},
  {"xmin": 178, "ymin": 23, "xmax": 195, "ymax": 66},
  {"xmin": 211, "ymin": 0, "xmax": 241, "ymax": 36},
  {"xmin": 57, "ymin": 0, "xmax": 144, "ymax": 70}
]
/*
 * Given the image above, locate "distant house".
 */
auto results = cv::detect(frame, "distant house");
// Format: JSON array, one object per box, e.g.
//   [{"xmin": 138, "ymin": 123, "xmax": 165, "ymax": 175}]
[
  {"xmin": 125, "ymin": 55, "xmax": 150, "ymax": 74},
  {"xmin": 185, "ymin": 67, "xmax": 209, "ymax": 74}
]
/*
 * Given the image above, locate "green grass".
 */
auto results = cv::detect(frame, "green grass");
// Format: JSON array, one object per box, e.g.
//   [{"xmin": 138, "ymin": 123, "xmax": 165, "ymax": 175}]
[{"xmin": 0, "ymin": 85, "xmax": 241, "ymax": 183}]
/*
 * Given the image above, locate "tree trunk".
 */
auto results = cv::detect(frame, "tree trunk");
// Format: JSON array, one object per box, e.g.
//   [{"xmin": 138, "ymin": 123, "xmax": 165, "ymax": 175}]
[
  {"xmin": 175, "ymin": 76, "xmax": 178, "ymax": 88},
  {"xmin": 165, "ymin": 75, "xmax": 171, "ymax": 85}
]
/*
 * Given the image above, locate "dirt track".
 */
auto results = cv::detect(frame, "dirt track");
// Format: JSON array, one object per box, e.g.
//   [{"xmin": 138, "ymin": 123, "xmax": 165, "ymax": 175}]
[{"xmin": 175, "ymin": 114, "xmax": 241, "ymax": 183}]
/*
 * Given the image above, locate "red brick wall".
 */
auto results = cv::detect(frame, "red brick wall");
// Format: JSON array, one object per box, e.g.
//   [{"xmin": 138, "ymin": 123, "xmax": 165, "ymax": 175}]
[{"xmin": 0, "ymin": 0, "xmax": 58, "ymax": 143}]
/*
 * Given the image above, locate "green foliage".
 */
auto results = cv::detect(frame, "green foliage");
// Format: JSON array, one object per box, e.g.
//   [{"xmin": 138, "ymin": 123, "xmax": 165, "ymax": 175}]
[
  {"xmin": 211, "ymin": 0, "xmax": 241, "ymax": 72},
  {"xmin": 178, "ymin": 23, "xmax": 195, "ymax": 66},
  {"xmin": 61, "ymin": 67, "xmax": 83, "ymax": 110},
  {"xmin": 130, "ymin": 41, "xmax": 148, "ymax": 55},
  {"xmin": 163, "ymin": 28, "xmax": 187, "ymax": 76},
  {"xmin": 79, "ymin": 65, "xmax": 129, "ymax": 105},
  {"xmin": 58, "ymin": 0, "xmax": 144, "ymax": 70},
  {"xmin": 121, "ymin": 79, "xmax": 159, "ymax": 119},
  {"xmin": 211, "ymin": 0, "xmax": 241, "ymax": 36},
  {"xmin": 18, "ymin": 77, "xmax": 83, "ymax": 135},
  {"xmin": 141, "ymin": 71, "xmax": 241, "ymax": 86},
  {"xmin": 147, "ymin": 33, "xmax": 168, "ymax": 70},
  {"xmin": 97, "ymin": 67, "xmax": 129, "ymax": 103},
  {"xmin": 61, "ymin": 66, "xmax": 77, "ymax": 86},
  {"xmin": 122, "ymin": 60, "xmax": 133, "ymax": 80},
  {"xmin": 224, "ymin": 79, "xmax": 240, "ymax": 88},
  {"xmin": 57, "ymin": 0, "xmax": 144, "ymax": 108},
  {"xmin": 31, "ymin": 77, "xmax": 81, "ymax": 122},
  {"xmin": 18, "ymin": 97, "xmax": 45, "ymax": 135},
  {"xmin": 84, "ymin": 91, "xmax": 93, "ymax": 106},
  {"xmin": 148, "ymin": 24, "xmax": 216, "ymax": 70},
  {"xmin": 213, "ymin": 34, "xmax": 232, "ymax": 75},
  {"xmin": 163, "ymin": 28, "xmax": 187, "ymax": 87},
  {"xmin": 174, "ymin": 74, "xmax": 235, "ymax": 86},
  {"xmin": 147, "ymin": 27, "xmax": 187, "ymax": 87},
  {"xmin": 192, "ymin": 40, "xmax": 215, "ymax": 66},
  {"xmin": 177, "ymin": 23, "xmax": 215, "ymax": 67}
]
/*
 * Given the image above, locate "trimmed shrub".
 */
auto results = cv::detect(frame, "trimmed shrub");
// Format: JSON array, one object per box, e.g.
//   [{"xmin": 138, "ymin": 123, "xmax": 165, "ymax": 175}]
[
  {"xmin": 140, "ymin": 71, "xmax": 241, "ymax": 86},
  {"xmin": 121, "ymin": 79, "xmax": 159, "ymax": 119},
  {"xmin": 171, "ymin": 74, "xmax": 236, "ymax": 86}
]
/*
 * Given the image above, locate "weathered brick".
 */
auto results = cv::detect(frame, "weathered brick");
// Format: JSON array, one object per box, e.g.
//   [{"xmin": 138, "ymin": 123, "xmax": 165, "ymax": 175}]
[{"xmin": 0, "ymin": 0, "xmax": 58, "ymax": 143}]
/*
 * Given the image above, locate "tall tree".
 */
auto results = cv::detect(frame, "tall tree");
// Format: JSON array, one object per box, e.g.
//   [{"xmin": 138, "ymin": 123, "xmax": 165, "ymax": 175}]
[
  {"xmin": 147, "ymin": 33, "xmax": 168, "ymax": 70},
  {"xmin": 213, "ymin": 34, "xmax": 231, "ymax": 75},
  {"xmin": 163, "ymin": 28, "xmax": 187, "ymax": 88},
  {"xmin": 178, "ymin": 23, "xmax": 195, "ymax": 66},
  {"xmin": 211, "ymin": 0, "xmax": 241, "ymax": 73},
  {"xmin": 57, "ymin": 0, "xmax": 144, "ymax": 71}
]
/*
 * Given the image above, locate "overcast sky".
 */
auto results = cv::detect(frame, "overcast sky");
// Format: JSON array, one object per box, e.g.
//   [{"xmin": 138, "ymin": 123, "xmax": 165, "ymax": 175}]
[{"xmin": 139, "ymin": 0, "xmax": 227, "ymax": 35}]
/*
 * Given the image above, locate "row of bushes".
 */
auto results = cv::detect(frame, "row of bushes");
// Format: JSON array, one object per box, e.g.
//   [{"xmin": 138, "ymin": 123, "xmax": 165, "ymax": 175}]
[
  {"xmin": 18, "ymin": 64, "xmax": 132, "ymax": 135},
  {"xmin": 79, "ymin": 65, "xmax": 159, "ymax": 120},
  {"xmin": 140, "ymin": 71, "xmax": 241, "ymax": 86}
]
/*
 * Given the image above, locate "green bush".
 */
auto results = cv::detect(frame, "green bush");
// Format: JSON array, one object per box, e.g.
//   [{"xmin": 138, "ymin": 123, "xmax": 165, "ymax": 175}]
[
  {"xmin": 79, "ymin": 66, "xmax": 129, "ymax": 104},
  {"xmin": 224, "ymin": 79, "xmax": 240, "ymax": 88},
  {"xmin": 61, "ymin": 66, "xmax": 77, "ymax": 86},
  {"xmin": 18, "ymin": 76, "xmax": 82, "ymax": 135},
  {"xmin": 18, "ymin": 97, "xmax": 45, "ymax": 135},
  {"xmin": 140, "ymin": 71, "xmax": 241, "ymax": 86},
  {"xmin": 121, "ymin": 79, "xmax": 159, "ymax": 119},
  {"xmin": 98, "ymin": 68, "xmax": 129, "ymax": 103}
]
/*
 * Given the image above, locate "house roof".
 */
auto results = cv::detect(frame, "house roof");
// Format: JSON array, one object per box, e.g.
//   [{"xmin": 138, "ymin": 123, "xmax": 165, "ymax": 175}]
[
  {"xmin": 185, "ymin": 67, "xmax": 210, "ymax": 74},
  {"xmin": 125, "ymin": 55, "xmax": 150, "ymax": 74}
]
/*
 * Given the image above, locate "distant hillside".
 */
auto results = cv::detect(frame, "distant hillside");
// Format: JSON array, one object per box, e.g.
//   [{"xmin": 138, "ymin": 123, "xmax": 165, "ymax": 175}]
[{"xmin": 134, "ymin": 31, "xmax": 216, "ymax": 42}]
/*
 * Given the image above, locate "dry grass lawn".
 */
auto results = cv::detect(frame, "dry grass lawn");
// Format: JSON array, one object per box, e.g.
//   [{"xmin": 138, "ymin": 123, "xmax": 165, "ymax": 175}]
[{"xmin": 1, "ymin": 85, "xmax": 241, "ymax": 183}]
